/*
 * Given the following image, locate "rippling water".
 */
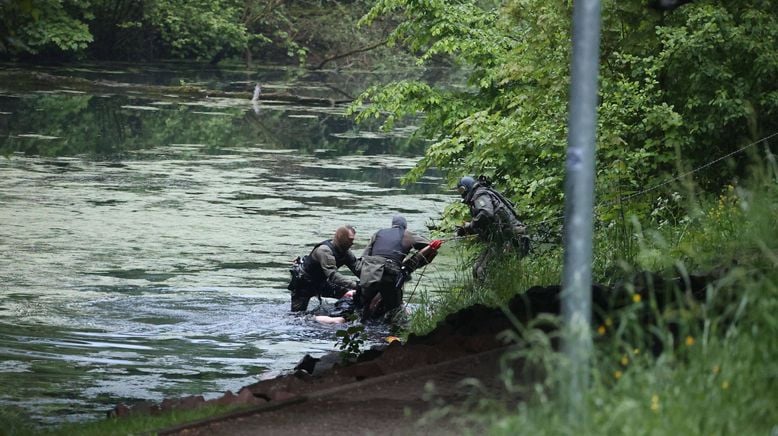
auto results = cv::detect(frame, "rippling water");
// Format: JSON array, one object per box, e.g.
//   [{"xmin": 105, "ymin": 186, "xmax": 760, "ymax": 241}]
[{"xmin": 0, "ymin": 62, "xmax": 457, "ymax": 424}]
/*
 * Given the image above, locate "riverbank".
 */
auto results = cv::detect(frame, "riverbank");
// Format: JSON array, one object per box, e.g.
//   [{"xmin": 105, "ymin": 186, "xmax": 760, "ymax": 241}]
[
  {"xmin": 99, "ymin": 269, "xmax": 720, "ymax": 434},
  {"xmin": 15, "ymin": 248, "xmax": 774, "ymax": 436}
]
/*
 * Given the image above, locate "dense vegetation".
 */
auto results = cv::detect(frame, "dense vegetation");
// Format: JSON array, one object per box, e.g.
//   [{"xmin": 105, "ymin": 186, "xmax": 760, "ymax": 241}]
[
  {"xmin": 399, "ymin": 156, "xmax": 778, "ymax": 435},
  {"xmin": 0, "ymin": 0, "xmax": 403, "ymax": 67},
  {"xmin": 344, "ymin": 1, "xmax": 776, "ymax": 433},
  {"xmin": 351, "ymin": 0, "xmax": 777, "ymax": 232},
  {"xmin": 355, "ymin": 0, "xmax": 777, "ymax": 432}
]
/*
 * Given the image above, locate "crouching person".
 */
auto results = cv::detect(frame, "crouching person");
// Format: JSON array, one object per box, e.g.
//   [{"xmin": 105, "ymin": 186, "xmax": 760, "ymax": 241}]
[
  {"xmin": 290, "ymin": 225, "xmax": 361, "ymax": 312},
  {"xmin": 359, "ymin": 215, "xmax": 429, "ymax": 322}
]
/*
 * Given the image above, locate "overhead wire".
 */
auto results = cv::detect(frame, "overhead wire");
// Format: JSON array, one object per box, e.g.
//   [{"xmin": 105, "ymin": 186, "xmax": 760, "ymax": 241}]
[{"xmin": 522, "ymin": 130, "xmax": 778, "ymax": 233}]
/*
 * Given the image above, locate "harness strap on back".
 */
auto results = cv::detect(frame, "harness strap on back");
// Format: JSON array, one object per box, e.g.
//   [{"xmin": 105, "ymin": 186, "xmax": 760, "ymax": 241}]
[{"xmin": 485, "ymin": 187, "xmax": 523, "ymax": 223}]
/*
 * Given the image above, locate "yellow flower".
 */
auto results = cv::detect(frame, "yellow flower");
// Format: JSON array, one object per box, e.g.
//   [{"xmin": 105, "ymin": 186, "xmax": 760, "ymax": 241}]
[
  {"xmin": 605, "ymin": 317, "xmax": 614, "ymax": 327},
  {"xmin": 712, "ymin": 364, "xmax": 720, "ymax": 375},
  {"xmin": 597, "ymin": 325, "xmax": 606, "ymax": 335},
  {"xmin": 613, "ymin": 370, "xmax": 622, "ymax": 380},
  {"xmin": 722, "ymin": 381, "xmax": 730, "ymax": 390},
  {"xmin": 685, "ymin": 336, "xmax": 695, "ymax": 346},
  {"xmin": 634, "ymin": 348, "xmax": 640, "ymax": 355},
  {"xmin": 632, "ymin": 293, "xmax": 642, "ymax": 303},
  {"xmin": 650, "ymin": 394, "xmax": 660, "ymax": 412},
  {"xmin": 620, "ymin": 355, "xmax": 630, "ymax": 366}
]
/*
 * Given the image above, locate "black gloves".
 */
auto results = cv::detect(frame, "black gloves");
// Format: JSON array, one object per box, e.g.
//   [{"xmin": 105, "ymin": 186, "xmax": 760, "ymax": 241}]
[{"xmin": 456, "ymin": 223, "xmax": 471, "ymax": 237}]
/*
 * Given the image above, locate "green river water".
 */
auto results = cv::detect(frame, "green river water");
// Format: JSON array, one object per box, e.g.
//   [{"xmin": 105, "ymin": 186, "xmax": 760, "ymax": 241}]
[{"xmin": 0, "ymin": 61, "xmax": 459, "ymax": 425}]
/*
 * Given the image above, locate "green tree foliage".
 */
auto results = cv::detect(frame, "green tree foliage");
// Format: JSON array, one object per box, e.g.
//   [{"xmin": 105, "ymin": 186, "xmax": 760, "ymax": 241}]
[
  {"xmin": 145, "ymin": 0, "xmax": 248, "ymax": 61},
  {"xmin": 0, "ymin": 0, "xmax": 394, "ymax": 65},
  {"xmin": 351, "ymin": 0, "xmax": 778, "ymax": 227},
  {"xmin": 281, "ymin": 0, "xmax": 407, "ymax": 69},
  {"xmin": 0, "ymin": 0, "xmax": 93, "ymax": 56},
  {"xmin": 1, "ymin": 0, "xmax": 250, "ymax": 60},
  {"xmin": 656, "ymin": 4, "xmax": 778, "ymax": 176}
]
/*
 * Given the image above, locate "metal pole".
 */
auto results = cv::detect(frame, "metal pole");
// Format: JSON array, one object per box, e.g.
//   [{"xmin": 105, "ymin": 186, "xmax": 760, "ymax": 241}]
[{"xmin": 562, "ymin": 0, "xmax": 601, "ymax": 423}]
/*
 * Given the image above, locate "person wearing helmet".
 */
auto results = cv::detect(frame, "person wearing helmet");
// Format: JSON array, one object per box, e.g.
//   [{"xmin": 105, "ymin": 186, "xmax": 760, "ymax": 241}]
[
  {"xmin": 358, "ymin": 215, "xmax": 430, "ymax": 322},
  {"xmin": 455, "ymin": 176, "xmax": 476, "ymax": 198},
  {"xmin": 456, "ymin": 176, "xmax": 528, "ymax": 281},
  {"xmin": 289, "ymin": 225, "xmax": 361, "ymax": 312}
]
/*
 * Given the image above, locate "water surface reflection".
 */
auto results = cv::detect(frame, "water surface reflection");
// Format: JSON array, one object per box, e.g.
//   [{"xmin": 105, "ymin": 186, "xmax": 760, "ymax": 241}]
[{"xmin": 0, "ymin": 62, "xmax": 457, "ymax": 424}]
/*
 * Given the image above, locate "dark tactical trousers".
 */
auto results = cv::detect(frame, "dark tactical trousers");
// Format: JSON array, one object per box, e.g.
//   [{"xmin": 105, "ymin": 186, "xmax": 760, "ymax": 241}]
[
  {"xmin": 291, "ymin": 280, "xmax": 349, "ymax": 312},
  {"xmin": 360, "ymin": 264, "xmax": 402, "ymax": 322}
]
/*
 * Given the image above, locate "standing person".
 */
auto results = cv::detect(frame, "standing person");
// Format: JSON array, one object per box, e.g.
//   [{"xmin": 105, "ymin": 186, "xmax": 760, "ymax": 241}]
[
  {"xmin": 359, "ymin": 215, "xmax": 429, "ymax": 322},
  {"xmin": 289, "ymin": 225, "xmax": 361, "ymax": 312},
  {"xmin": 456, "ymin": 176, "xmax": 528, "ymax": 281}
]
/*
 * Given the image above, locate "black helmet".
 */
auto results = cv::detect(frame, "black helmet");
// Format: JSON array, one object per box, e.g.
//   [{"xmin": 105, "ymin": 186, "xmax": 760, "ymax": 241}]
[{"xmin": 456, "ymin": 176, "xmax": 475, "ymax": 198}]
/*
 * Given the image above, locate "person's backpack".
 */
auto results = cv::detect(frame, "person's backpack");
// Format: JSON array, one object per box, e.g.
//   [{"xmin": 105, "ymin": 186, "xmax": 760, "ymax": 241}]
[{"xmin": 478, "ymin": 175, "xmax": 531, "ymax": 256}]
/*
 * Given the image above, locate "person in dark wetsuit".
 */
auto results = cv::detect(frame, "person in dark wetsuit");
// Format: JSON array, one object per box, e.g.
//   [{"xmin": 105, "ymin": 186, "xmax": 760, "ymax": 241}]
[
  {"xmin": 358, "ymin": 215, "xmax": 429, "ymax": 322},
  {"xmin": 290, "ymin": 225, "xmax": 361, "ymax": 312},
  {"xmin": 456, "ymin": 176, "xmax": 528, "ymax": 281}
]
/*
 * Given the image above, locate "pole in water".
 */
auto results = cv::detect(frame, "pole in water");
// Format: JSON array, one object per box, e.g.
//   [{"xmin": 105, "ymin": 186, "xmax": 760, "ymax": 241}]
[{"xmin": 562, "ymin": 0, "xmax": 601, "ymax": 425}]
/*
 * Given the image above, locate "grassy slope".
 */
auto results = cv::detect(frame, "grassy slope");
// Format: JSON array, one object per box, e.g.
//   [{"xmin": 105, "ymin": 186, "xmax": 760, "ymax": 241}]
[{"xmin": 406, "ymin": 162, "xmax": 778, "ymax": 434}]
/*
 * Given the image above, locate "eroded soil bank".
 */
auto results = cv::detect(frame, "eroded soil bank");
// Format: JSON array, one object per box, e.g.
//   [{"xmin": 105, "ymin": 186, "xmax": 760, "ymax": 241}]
[{"xmin": 107, "ymin": 268, "xmax": 721, "ymax": 434}]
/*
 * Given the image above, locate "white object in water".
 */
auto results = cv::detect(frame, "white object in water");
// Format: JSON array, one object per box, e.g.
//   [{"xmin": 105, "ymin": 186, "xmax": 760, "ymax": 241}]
[{"xmin": 251, "ymin": 83, "xmax": 261, "ymax": 102}]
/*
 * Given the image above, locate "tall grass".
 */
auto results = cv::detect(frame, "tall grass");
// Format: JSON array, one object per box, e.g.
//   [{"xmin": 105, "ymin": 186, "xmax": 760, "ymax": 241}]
[
  {"xmin": 410, "ymin": 155, "xmax": 778, "ymax": 434},
  {"xmin": 406, "ymin": 240, "xmax": 563, "ymax": 336},
  {"xmin": 478, "ymin": 270, "xmax": 777, "ymax": 435}
]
